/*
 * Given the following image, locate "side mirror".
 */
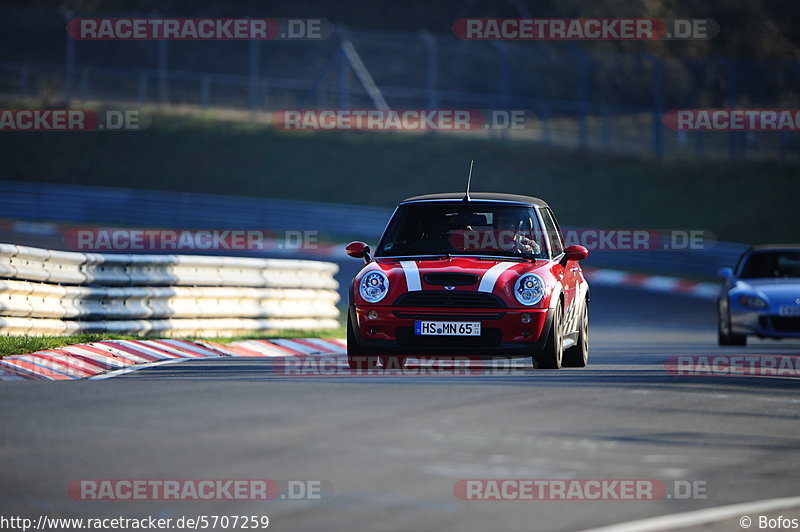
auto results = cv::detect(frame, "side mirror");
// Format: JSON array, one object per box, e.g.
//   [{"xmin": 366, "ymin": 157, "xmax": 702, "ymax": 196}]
[
  {"xmin": 346, "ymin": 241, "xmax": 371, "ymax": 262},
  {"xmin": 717, "ymin": 267, "xmax": 733, "ymax": 280},
  {"xmin": 565, "ymin": 245, "xmax": 589, "ymax": 262}
]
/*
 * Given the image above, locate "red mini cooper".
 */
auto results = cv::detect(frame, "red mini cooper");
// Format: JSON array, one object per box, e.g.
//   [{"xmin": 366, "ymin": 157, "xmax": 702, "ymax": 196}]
[{"xmin": 345, "ymin": 192, "xmax": 590, "ymax": 370}]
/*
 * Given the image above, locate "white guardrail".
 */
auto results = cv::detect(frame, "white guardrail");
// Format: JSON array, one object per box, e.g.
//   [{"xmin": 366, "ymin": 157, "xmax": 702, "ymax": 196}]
[{"xmin": 0, "ymin": 243, "xmax": 340, "ymax": 336}]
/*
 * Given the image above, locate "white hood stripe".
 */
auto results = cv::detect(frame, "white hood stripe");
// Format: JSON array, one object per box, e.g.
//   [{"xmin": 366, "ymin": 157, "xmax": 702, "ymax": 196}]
[
  {"xmin": 400, "ymin": 261, "xmax": 422, "ymax": 291},
  {"xmin": 478, "ymin": 262, "xmax": 516, "ymax": 293}
]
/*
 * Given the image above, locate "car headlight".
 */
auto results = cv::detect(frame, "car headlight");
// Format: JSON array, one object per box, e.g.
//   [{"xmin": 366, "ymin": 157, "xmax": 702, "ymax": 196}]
[
  {"xmin": 514, "ymin": 273, "xmax": 545, "ymax": 306},
  {"xmin": 359, "ymin": 271, "xmax": 389, "ymax": 303},
  {"xmin": 738, "ymin": 295, "xmax": 768, "ymax": 309}
]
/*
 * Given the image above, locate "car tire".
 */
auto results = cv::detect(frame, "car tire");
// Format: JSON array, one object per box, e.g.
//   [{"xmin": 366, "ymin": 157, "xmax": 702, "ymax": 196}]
[
  {"xmin": 535, "ymin": 303, "xmax": 563, "ymax": 369},
  {"xmin": 380, "ymin": 356, "xmax": 407, "ymax": 369},
  {"xmin": 563, "ymin": 299, "xmax": 589, "ymax": 367},
  {"xmin": 717, "ymin": 301, "xmax": 747, "ymax": 346},
  {"xmin": 347, "ymin": 312, "xmax": 379, "ymax": 370}
]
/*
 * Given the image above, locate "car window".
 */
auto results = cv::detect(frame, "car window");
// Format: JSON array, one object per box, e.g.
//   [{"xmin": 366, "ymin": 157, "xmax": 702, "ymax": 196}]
[
  {"xmin": 740, "ymin": 251, "xmax": 800, "ymax": 278},
  {"xmin": 539, "ymin": 207, "xmax": 565, "ymax": 257},
  {"xmin": 376, "ymin": 203, "xmax": 547, "ymax": 259}
]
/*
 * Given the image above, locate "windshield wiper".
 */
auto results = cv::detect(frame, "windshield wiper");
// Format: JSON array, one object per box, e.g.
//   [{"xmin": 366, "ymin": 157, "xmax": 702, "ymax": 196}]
[
  {"xmin": 378, "ymin": 254, "xmax": 451, "ymax": 261},
  {"xmin": 452, "ymin": 254, "xmax": 533, "ymax": 262}
]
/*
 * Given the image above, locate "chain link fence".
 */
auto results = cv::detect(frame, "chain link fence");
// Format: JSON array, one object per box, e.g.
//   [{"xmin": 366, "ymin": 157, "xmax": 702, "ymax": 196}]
[{"xmin": 1, "ymin": 8, "xmax": 799, "ymax": 162}]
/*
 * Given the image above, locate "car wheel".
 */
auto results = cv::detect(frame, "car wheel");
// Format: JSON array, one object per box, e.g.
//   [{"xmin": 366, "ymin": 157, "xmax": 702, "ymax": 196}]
[
  {"xmin": 717, "ymin": 301, "xmax": 746, "ymax": 346},
  {"xmin": 563, "ymin": 299, "xmax": 589, "ymax": 367},
  {"xmin": 535, "ymin": 303, "xmax": 563, "ymax": 369},
  {"xmin": 347, "ymin": 312, "xmax": 379, "ymax": 370},
  {"xmin": 380, "ymin": 356, "xmax": 407, "ymax": 369}
]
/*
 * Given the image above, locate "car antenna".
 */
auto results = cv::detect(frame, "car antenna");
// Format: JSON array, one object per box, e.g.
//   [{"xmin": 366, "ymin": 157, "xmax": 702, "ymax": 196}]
[{"xmin": 463, "ymin": 160, "xmax": 474, "ymax": 202}]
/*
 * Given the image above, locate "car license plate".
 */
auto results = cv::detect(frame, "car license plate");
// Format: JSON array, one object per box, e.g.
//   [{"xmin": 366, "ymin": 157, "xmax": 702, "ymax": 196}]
[
  {"xmin": 415, "ymin": 321, "xmax": 481, "ymax": 336},
  {"xmin": 779, "ymin": 306, "xmax": 800, "ymax": 316}
]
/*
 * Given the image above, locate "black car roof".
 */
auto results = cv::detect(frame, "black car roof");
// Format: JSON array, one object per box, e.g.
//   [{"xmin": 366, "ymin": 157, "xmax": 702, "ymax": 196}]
[
  {"xmin": 400, "ymin": 192, "xmax": 549, "ymax": 207},
  {"xmin": 748, "ymin": 244, "xmax": 800, "ymax": 251}
]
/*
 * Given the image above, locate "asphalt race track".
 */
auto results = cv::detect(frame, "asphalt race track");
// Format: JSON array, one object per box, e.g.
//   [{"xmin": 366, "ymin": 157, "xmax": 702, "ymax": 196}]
[{"xmin": 1, "ymin": 285, "xmax": 799, "ymax": 532}]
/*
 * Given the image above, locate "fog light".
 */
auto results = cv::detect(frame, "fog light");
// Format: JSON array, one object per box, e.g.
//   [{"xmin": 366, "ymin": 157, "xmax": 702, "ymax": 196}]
[
  {"xmin": 522, "ymin": 331, "xmax": 530, "ymax": 337},
  {"xmin": 520, "ymin": 313, "xmax": 532, "ymax": 324},
  {"xmin": 368, "ymin": 310, "xmax": 378, "ymax": 320}
]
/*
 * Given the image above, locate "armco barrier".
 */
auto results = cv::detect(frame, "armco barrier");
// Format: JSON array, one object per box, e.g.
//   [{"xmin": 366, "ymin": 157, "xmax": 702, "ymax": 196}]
[{"xmin": 0, "ymin": 243, "xmax": 340, "ymax": 336}]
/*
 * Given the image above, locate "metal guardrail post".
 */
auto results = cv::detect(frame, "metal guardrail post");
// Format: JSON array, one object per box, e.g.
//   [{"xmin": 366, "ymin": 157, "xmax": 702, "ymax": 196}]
[
  {"xmin": 490, "ymin": 40, "xmax": 511, "ymax": 139},
  {"xmin": 64, "ymin": 15, "xmax": 75, "ymax": 104},
  {"xmin": 602, "ymin": 105, "xmax": 611, "ymax": 148},
  {"xmin": 201, "ymin": 75, "xmax": 211, "ymax": 107},
  {"xmin": 138, "ymin": 71, "xmax": 148, "ymax": 104},
  {"xmin": 79, "ymin": 67, "xmax": 89, "ymax": 101},
  {"xmin": 780, "ymin": 131, "xmax": 789, "ymax": 162},
  {"xmin": 19, "ymin": 66, "xmax": 29, "ymax": 99},
  {"xmin": 643, "ymin": 53, "xmax": 664, "ymax": 158},
  {"xmin": 540, "ymin": 106, "xmax": 551, "ymax": 145},
  {"xmin": 158, "ymin": 39, "xmax": 168, "ymax": 105},
  {"xmin": 721, "ymin": 58, "xmax": 738, "ymax": 161},
  {"xmin": 569, "ymin": 46, "xmax": 589, "ymax": 149},
  {"xmin": 337, "ymin": 46, "xmax": 350, "ymax": 110},
  {"xmin": 249, "ymin": 39, "xmax": 261, "ymax": 111},
  {"xmin": 695, "ymin": 131, "xmax": 705, "ymax": 157},
  {"xmin": 419, "ymin": 30, "xmax": 439, "ymax": 110}
]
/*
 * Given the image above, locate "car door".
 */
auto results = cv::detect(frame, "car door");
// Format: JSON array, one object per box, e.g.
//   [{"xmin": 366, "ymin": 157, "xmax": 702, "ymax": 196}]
[{"xmin": 540, "ymin": 207, "xmax": 580, "ymax": 337}]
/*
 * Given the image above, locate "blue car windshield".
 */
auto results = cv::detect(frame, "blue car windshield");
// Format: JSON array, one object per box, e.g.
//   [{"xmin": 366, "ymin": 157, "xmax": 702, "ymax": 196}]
[
  {"xmin": 375, "ymin": 203, "xmax": 549, "ymax": 259},
  {"xmin": 740, "ymin": 251, "xmax": 800, "ymax": 278}
]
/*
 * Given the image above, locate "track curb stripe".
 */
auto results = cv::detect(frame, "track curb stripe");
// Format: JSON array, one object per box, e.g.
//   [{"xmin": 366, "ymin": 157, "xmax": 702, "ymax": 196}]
[
  {"xmin": 198, "ymin": 341, "xmax": 270, "ymax": 357},
  {"xmin": 268, "ymin": 339, "xmax": 322, "ymax": 354},
  {"xmin": 57, "ymin": 346, "xmax": 129, "ymax": 370},
  {"xmin": 27, "ymin": 352, "xmax": 100, "ymax": 377},
  {"xmin": 0, "ymin": 356, "xmax": 76, "ymax": 380},
  {"xmin": 64, "ymin": 344, "xmax": 141, "ymax": 366},
  {"xmin": 94, "ymin": 341, "xmax": 166, "ymax": 362},
  {"xmin": 1, "ymin": 338, "xmax": 346, "ymax": 380},
  {"xmin": 235, "ymin": 340, "xmax": 304, "ymax": 356}
]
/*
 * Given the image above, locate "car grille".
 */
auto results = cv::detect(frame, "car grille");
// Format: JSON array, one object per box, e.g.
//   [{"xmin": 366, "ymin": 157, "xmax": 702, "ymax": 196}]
[
  {"xmin": 393, "ymin": 291, "xmax": 506, "ymax": 308},
  {"xmin": 392, "ymin": 311, "xmax": 505, "ymax": 320},
  {"xmin": 423, "ymin": 272, "xmax": 479, "ymax": 286},
  {"xmin": 767, "ymin": 317, "xmax": 800, "ymax": 333}
]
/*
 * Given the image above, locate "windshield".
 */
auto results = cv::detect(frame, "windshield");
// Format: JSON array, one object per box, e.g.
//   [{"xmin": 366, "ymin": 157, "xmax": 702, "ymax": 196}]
[
  {"xmin": 375, "ymin": 203, "xmax": 548, "ymax": 259},
  {"xmin": 740, "ymin": 251, "xmax": 800, "ymax": 278}
]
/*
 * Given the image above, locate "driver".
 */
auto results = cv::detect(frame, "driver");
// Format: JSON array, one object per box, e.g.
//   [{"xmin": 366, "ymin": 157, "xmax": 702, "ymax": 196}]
[{"xmin": 495, "ymin": 214, "xmax": 541, "ymax": 255}]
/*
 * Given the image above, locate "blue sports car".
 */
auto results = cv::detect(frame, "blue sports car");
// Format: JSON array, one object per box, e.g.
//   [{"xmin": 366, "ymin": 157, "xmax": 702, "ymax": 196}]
[{"xmin": 717, "ymin": 245, "xmax": 800, "ymax": 346}]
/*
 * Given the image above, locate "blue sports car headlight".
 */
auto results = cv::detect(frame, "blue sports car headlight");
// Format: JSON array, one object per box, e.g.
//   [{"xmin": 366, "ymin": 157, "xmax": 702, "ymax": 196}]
[
  {"xmin": 359, "ymin": 271, "xmax": 389, "ymax": 303},
  {"xmin": 514, "ymin": 273, "xmax": 545, "ymax": 306},
  {"xmin": 738, "ymin": 295, "xmax": 768, "ymax": 309}
]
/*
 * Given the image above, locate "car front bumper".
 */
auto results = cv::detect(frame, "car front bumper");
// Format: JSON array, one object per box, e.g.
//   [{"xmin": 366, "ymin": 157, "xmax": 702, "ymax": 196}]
[
  {"xmin": 731, "ymin": 309, "xmax": 800, "ymax": 338},
  {"xmin": 351, "ymin": 305, "xmax": 553, "ymax": 356}
]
